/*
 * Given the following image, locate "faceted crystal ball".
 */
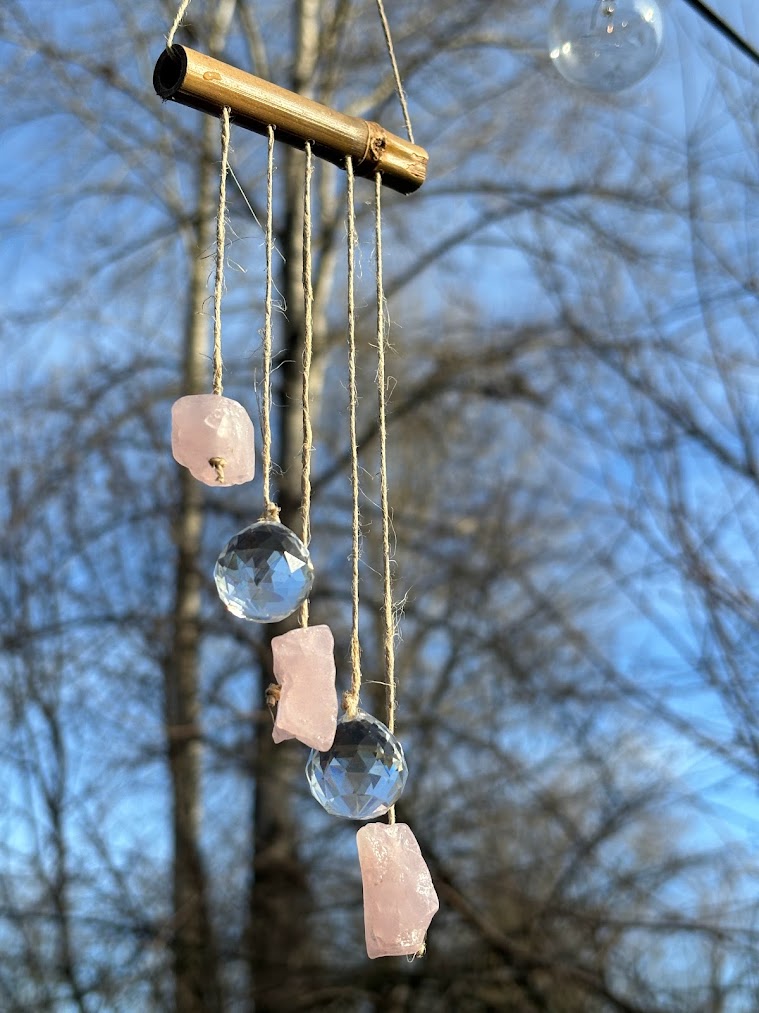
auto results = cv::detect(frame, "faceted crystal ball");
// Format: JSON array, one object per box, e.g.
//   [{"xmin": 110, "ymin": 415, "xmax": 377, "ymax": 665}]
[
  {"xmin": 214, "ymin": 521, "xmax": 314, "ymax": 623},
  {"xmin": 171, "ymin": 394, "xmax": 255, "ymax": 486},
  {"xmin": 549, "ymin": 0, "xmax": 663, "ymax": 92},
  {"xmin": 306, "ymin": 710, "xmax": 408, "ymax": 820}
]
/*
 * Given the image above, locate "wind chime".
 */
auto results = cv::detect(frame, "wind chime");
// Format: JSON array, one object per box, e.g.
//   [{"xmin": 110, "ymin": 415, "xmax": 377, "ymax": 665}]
[{"xmin": 157, "ymin": 0, "xmax": 439, "ymax": 959}]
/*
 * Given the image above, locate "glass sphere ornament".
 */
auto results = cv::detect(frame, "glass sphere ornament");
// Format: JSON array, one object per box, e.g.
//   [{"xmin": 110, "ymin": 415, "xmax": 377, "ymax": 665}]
[
  {"xmin": 214, "ymin": 521, "xmax": 314, "ymax": 623},
  {"xmin": 306, "ymin": 710, "xmax": 408, "ymax": 820},
  {"xmin": 548, "ymin": 0, "xmax": 663, "ymax": 92}
]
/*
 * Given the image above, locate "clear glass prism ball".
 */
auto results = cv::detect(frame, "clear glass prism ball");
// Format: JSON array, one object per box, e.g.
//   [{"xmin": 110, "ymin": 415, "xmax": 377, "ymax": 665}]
[
  {"xmin": 549, "ymin": 0, "xmax": 663, "ymax": 92},
  {"xmin": 214, "ymin": 521, "xmax": 314, "ymax": 623},
  {"xmin": 306, "ymin": 710, "xmax": 408, "ymax": 820}
]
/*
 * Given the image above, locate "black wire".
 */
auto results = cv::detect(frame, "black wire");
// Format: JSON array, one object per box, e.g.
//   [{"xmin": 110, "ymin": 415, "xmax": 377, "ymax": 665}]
[{"xmin": 680, "ymin": 0, "xmax": 759, "ymax": 68}]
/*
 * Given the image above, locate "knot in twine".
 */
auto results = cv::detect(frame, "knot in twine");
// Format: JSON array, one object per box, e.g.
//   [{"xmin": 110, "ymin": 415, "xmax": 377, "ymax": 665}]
[
  {"xmin": 260, "ymin": 502, "xmax": 281, "ymax": 523},
  {"xmin": 408, "ymin": 944, "xmax": 426, "ymax": 962},
  {"xmin": 265, "ymin": 683, "xmax": 281, "ymax": 710},
  {"xmin": 342, "ymin": 689, "xmax": 360, "ymax": 719},
  {"xmin": 209, "ymin": 456, "xmax": 226, "ymax": 483}
]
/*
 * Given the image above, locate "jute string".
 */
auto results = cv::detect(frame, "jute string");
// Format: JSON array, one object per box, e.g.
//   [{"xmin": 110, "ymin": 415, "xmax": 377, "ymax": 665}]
[
  {"xmin": 212, "ymin": 107, "xmax": 230, "ymax": 399},
  {"xmin": 167, "ymin": 0, "xmax": 229, "ymax": 481},
  {"xmin": 260, "ymin": 125, "xmax": 280, "ymax": 522},
  {"xmin": 374, "ymin": 172, "xmax": 398, "ymax": 824},
  {"xmin": 298, "ymin": 143, "xmax": 315, "ymax": 629},
  {"xmin": 343, "ymin": 157, "xmax": 362, "ymax": 719},
  {"xmin": 166, "ymin": 0, "xmax": 192, "ymax": 48},
  {"xmin": 373, "ymin": 173, "xmax": 394, "ymax": 729},
  {"xmin": 374, "ymin": 0, "xmax": 415, "ymax": 144}
]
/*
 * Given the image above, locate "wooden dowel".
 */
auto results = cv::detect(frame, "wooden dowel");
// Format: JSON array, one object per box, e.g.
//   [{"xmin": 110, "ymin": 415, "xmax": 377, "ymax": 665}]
[{"xmin": 153, "ymin": 46, "xmax": 428, "ymax": 194}]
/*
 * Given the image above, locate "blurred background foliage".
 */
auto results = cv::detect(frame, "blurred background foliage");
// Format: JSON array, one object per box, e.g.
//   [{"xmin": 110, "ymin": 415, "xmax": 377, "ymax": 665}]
[{"xmin": 2, "ymin": 0, "xmax": 759, "ymax": 1009}]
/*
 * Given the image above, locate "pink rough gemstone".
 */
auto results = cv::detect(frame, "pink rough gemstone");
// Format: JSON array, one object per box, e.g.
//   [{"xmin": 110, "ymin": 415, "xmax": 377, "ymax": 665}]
[
  {"xmin": 171, "ymin": 394, "xmax": 255, "ymax": 486},
  {"xmin": 357, "ymin": 823, "xmax": 439, "ymax": 959},
  {"xmin": 271, "ymin": 625, "xmax": 338, "ymax": 751}
]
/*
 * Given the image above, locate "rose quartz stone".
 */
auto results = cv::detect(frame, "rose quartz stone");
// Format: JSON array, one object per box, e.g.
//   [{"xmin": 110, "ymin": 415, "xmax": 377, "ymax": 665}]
[
  {"xmin": 171, "ymin": 394, "xmax": 255, "ymax": 486},
  {"xmin": 271, "ymin": 625, "xmax": 338, "ymax": 751},
  {"xmin": 357, "ymin": 823, "xmax": 439, "ymax": 959}
]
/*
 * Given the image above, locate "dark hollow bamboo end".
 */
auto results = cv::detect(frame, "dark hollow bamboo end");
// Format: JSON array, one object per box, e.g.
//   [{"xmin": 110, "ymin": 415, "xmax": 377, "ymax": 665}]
[
  {"xmin": 151, "ymin": 45, "xmax": 428, "ymax": 194},
  {"xmin": 153, "ymin": 46, "xmax": 188, "ymax": 99}
]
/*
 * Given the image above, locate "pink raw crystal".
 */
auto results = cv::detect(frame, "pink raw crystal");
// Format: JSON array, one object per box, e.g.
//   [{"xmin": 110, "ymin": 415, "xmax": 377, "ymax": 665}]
[
  {"xmin": 271, "ymin": 625, "xmax": 338, "ymax": 751},
  {"xmin": 171, "ymin": 394, "xmax": 255, "ymax": 486},
  {"xmin": 357, "ymin": 823, "xmax": 439, "ymax": 959}
]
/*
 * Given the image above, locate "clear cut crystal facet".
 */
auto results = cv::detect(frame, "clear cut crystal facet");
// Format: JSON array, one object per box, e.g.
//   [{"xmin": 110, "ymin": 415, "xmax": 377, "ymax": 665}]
[
  {"xmin": 214, "ymin": 521, "xmax": 314, "ymax": 623},
  {"xmin": 306, "ymin": 710, "xmax": 408, "ymax": 820}
]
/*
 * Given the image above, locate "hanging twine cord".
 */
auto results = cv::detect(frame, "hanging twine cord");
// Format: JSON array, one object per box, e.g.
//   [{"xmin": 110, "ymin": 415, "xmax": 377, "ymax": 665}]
[
  {"xmin": 298, "ymin": 143, "xmax": 315, "ymax": 628},
  {"xmin": 212, "ymin": 107, "xmax": 231, "ymax": 399},
  {"xmin": 260, "ymin": 125, "xmax": 280, "ymax": 522},
  {"xmin": 375, "ymin": 172, "xmax": 398, "ymax": 825},
  {"xmin": 374, "ymin": 174, "xmax": 395, "ymax": 723},
  {"xmin": 166, "ymin": 0, "xmax": 193, "ymax": 48},
  {"xmin": 344, "ymin": 157, "xmax": 362, "ymax": 719},
  {"xmin": 374, "ymin": 0, "xmax": 415, "ymax": 144}
]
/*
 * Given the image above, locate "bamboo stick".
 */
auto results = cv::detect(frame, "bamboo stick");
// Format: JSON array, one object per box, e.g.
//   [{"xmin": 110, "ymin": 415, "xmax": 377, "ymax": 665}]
[{"xmin": 153, "ymin": 46, "xmax": 428, "ymax": 194}]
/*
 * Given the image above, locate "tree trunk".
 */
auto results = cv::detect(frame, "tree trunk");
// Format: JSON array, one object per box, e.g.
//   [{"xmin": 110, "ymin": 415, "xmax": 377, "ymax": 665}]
[
  {"xmin": 246, "ymin": 228, "xmax": 315, "ymax": 1007},
  {"xmin": 247, "ymin": 2, "xmax": 325, "ymax": 1006},
  {"xmin": 163, "ymin": 110, "xmax": 223, "ymax": 1013}
]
